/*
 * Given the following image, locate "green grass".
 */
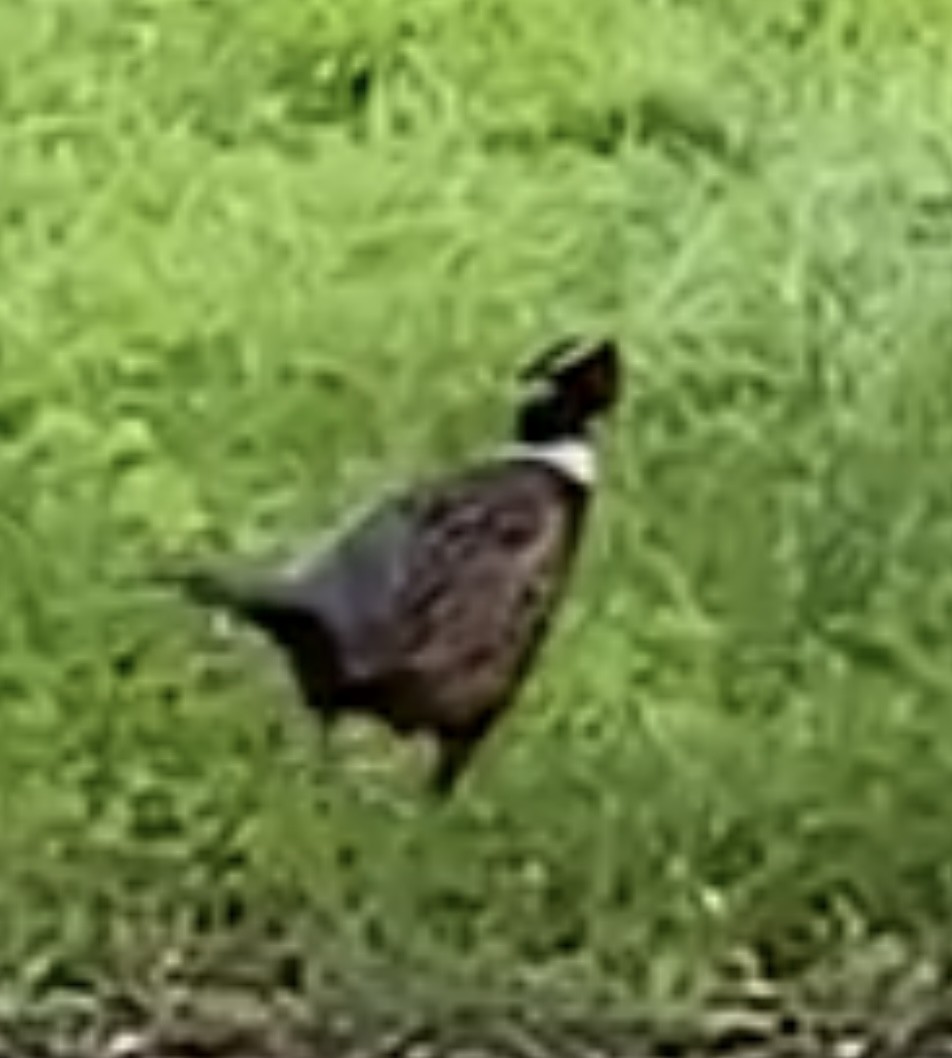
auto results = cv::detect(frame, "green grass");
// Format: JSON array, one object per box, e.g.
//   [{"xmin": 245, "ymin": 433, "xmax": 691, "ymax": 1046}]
[{"xmin": 4, "ymin": 0, "xmax": 952, "ymax": 1021}]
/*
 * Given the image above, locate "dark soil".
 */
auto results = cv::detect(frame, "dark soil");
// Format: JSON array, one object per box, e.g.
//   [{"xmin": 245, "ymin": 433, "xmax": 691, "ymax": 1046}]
[{"xmin": 7, "ymin": 978, "xmax": 952, "ymax": 1058}]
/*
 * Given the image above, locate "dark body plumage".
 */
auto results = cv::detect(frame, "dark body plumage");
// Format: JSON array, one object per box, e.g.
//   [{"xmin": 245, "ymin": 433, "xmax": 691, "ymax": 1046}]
[{"xmin": 174, "ymin": 338, "xmax": 621, "ymax": 796}]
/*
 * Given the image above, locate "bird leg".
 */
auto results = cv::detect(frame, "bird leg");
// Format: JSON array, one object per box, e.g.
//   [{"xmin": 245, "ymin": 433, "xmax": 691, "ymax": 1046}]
[
  {"xmin": 429, "ymin": 729, "xmax": 485, "ymax": 799},
  {"xmin": 315, "ymin": 704, "xmax": 341, "ymax": 751}
]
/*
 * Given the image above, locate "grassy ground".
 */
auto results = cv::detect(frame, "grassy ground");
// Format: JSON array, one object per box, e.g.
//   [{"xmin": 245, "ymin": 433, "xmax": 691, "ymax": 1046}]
[{"xmin": 4, "ymin": 0, "xmax": 952, "ymax": 1030}]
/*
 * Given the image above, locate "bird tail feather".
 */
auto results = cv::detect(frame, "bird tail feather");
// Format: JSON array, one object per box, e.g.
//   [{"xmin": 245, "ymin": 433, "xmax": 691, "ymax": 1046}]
[{"xmin": 157, "ymin": 563, "xmax": 343, "ymax": 707}]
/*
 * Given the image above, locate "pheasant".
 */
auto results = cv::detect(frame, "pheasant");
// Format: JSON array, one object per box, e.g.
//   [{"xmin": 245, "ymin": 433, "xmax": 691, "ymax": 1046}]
[{"xmin": 172, "ymin": 337, "xmax": 621, "ymax": 796}]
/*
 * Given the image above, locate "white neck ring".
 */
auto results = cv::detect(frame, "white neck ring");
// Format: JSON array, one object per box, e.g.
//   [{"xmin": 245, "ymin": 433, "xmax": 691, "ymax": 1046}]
[{"xmin": 504, "ymin": 438, "xmax": 596, "ymax": 488}]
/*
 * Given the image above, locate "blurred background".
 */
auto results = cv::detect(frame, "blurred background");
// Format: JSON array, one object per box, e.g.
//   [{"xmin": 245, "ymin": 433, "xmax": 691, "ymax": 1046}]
[{"xmin": 3, "ymin": 0, "xmax": 952, "ymax": 1045}]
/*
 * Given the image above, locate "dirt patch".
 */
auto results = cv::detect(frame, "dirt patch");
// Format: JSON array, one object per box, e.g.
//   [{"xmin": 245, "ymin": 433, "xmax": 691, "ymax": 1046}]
[{"xmin": 7, "ymin": 984, "xmax": 952, "ymax": 1058}]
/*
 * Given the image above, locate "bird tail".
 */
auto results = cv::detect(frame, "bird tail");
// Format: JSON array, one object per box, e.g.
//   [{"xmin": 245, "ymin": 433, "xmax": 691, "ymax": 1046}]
[
  {"xmin": 157, "ymin": 563, "xmax": 343, "ymax": 709},
  {"xmin": 156, "ymin": 565, "xmax": 279, "ymax": 624}
]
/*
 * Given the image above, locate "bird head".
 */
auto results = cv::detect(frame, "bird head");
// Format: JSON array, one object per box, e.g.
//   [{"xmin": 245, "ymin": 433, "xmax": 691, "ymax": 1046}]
[{"xmin": 515, "ymin": 337, "xmax": 622, "ymax": 443}]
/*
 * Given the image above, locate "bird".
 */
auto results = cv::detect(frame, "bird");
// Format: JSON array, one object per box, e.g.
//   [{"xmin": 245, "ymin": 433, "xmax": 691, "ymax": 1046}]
[{"xmin": 168, "ymin": 336, "xmax": 622, "ymax": 797}]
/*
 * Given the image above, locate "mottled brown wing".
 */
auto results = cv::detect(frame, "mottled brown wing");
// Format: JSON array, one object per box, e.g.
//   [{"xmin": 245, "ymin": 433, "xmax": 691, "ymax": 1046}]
[{"xmin": 394, "ymin": 465, "xmax": 585, "ymax": 732}]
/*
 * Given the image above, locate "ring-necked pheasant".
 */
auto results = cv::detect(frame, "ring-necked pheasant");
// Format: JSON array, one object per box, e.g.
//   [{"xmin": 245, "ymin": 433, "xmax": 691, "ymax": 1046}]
[{"xmin": 171, "ymin": 337, "xmax": 621, "ymax": 796}]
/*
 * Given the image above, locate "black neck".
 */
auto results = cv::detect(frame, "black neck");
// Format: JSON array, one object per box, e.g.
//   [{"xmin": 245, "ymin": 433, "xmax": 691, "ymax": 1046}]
[{"xmin": 516, "ymin": 393, "xmax": 590, "ymax": 445}]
